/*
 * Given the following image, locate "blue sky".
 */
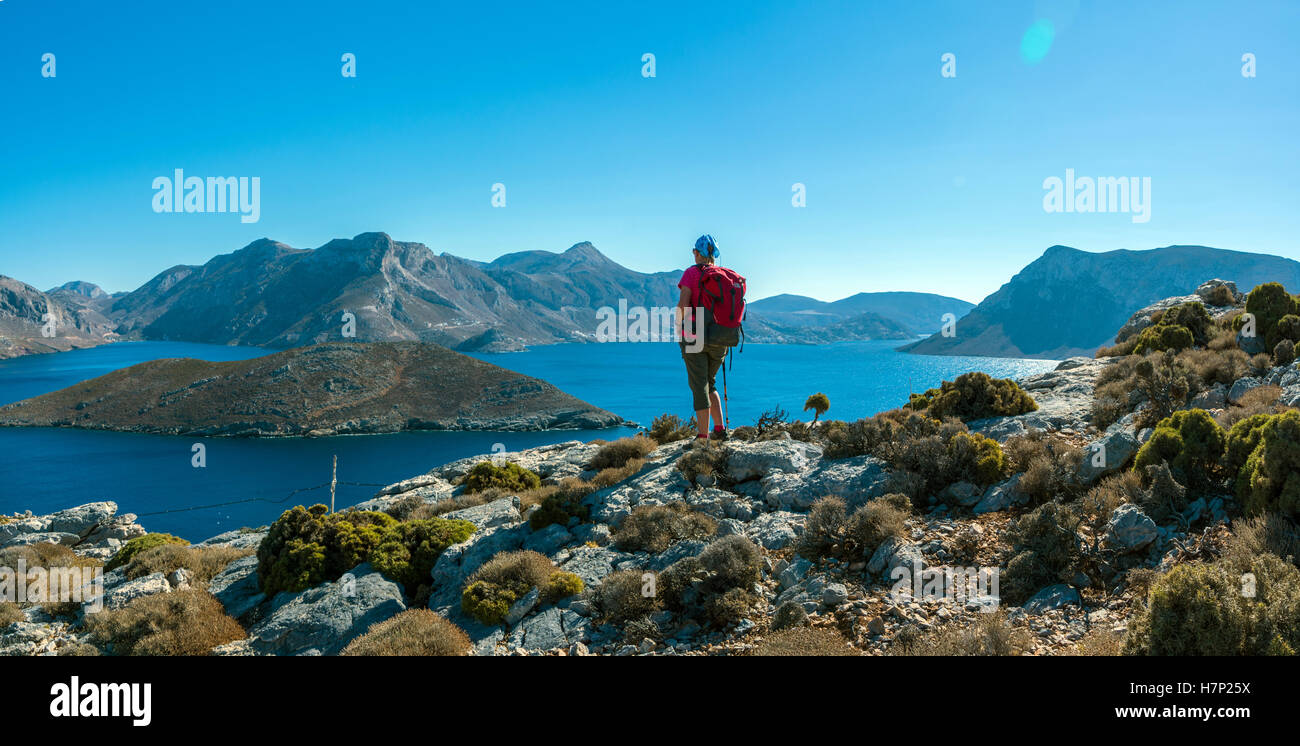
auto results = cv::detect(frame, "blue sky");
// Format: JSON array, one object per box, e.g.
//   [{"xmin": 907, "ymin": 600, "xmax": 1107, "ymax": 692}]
[{"xmin": 1, "ymin": 0, "xmax": 1296, "ymax": 303}]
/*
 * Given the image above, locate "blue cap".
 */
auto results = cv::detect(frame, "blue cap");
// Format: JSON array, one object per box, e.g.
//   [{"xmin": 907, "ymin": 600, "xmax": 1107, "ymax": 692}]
[{"xmin": 694, "ymin": 234, "xmax": 720, "ymax": 258}]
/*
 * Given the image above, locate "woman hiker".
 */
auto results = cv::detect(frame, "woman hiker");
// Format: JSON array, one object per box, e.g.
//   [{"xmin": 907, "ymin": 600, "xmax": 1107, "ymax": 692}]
[{"xmin": 677, "ymin": 234, "xmax": 735, "ymax": 441}]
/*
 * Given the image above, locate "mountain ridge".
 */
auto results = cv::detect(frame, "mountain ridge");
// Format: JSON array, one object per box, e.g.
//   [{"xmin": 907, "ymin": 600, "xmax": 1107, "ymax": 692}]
[{"xmin": 902, "ymin": 244, "xmax": 1300, "ymax": 358}]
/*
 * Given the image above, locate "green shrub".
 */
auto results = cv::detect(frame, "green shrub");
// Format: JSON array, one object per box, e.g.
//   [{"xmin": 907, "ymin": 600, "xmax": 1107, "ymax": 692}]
[
  {"xmin": 845, "ymin": 496, "xmax": 909, "ymax": 557},
  {"xmin": 1225, "ymin": 413, "xmax": 1273, "ymax": 493},
  {"xmin": 648, "ymin": 413, "xmax": 696, "ymax": 444},
  {"xmin": 1274, "ymin": 339, "xmax": 1296, "ymax": 367},
  {"xmin": 946, "ymin": 432, "xmax": 1007, "ymax": 486},
  {"xmin": 1123, "ymin": 553, "xmax": 1300, "ymax": 655},
  {"xmin": 771, "ymin": 601, "xmax": 809, "ymax": 631},
  {"xmin": 540, "ymin": 571, "xmax": 584, "ymax": 604},
  {"xmin": 1131, "ymin": 408, "xmax": 1225, "ymax": 491},
  {"xmin": 797, "ymin": 496, "xmax": 847, "ymax": 559},
  {"xmin": 1226, "ymin": 514, "xmax": 1300, "ymax": 569},
  {"xmin": 1161, "ymin": 302, "xmax": 1212, "ymax": 346},
  {"xmin": 589, "ymin": 569, "xmax": 660, "ymax": 624},
  {"xmin": 460, "ymin": 581, "xmax": 518, "ymax": 626},
  {"xmin": 1277, "ymin": 314, "xmax": 1300, "ymax": 345},
  {"xmin": 528, "ymin": 478, "xmax": 593, "ymax": 530},
  {"xmin": 696, "ymin": 535, "xmax": 762, "ymax": 595},
  {"xmin": 1132, "ymin": 323, "xmax": 1194, "ymax": 355},
  {"xmin": 257, "ymin": 505, "xmax": 473, "ymax": 597},
  {"xmin": 341, "ymin": 608, "xmax": 471, "ymax": 656},
  {"xmin": 370, "ymin": 518, "xmax": 476, "ymax": 590},
  {"xmin": 459, "ymin": 550, "xmax": 561, "ymax": 625},
  {"xmin": 106, "ymin": 533, "xmax": 189, "ymax": 572},
  {"xmin": 462, "ymin": 461, "xmax": 542, "ymax": 494},
  {"xmin": 675, "ymin": 439, "xmax": 728, "ymax": 485},
  {"xmin": 703, "ymin": 587, "xmax": 758, "ymax": 626},
  {"xmin": 1241, "ymin": 410, "xmax": 1300, "ymax": 519},
  {"xmin": 1243, "ymin": 282, "xmax": 1299, "ymax": 350},
  {"xmin": 1206, "ymin": 283, "xmax": 1237, "ymax": 307},
  {"xmin": 804, "ymin": 393, "xmax": 830, "ymax": 422},
  {"xmin": 1002, "ymin": 503, "xmax": 1082, "ymax": 604},
  {"xmin": 1012, "ymin": 439, "xmax": 1085, "ymax": 505},
  {"xmin": 905, "ymin": 372, "xmax": 1037, "ymax": 422},
  {"xmin": 614, "ymin": 502, "xmax": 716, "ymax": 554},
  {"xmin": 587, "ymin": 435, "xmax": 657, "ymax": 471}
]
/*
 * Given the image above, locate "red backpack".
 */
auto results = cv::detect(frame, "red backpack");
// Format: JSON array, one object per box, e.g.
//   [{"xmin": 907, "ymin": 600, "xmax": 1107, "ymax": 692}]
[{"xmin": 692, "ymin": 264, "xmax": 746, "ymax": 346}]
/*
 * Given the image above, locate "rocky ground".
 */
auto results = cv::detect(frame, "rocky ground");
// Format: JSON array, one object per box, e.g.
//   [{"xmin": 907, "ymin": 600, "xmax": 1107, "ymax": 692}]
[{"xmin": 1, "ymin": 280, "xmax": 1275, "ymax": 657}]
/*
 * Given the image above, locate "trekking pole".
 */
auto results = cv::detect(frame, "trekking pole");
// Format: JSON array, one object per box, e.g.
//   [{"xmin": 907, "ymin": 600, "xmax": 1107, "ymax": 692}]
[{"xmin": 722, "ymin": 354, "xmax": 730, "ymax": 431}]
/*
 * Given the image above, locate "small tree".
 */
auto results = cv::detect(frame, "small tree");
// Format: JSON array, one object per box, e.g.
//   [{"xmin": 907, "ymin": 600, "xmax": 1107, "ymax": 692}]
[{"xmin": 804, "ymin": 393, "xmax": 830, "ymax": 423}]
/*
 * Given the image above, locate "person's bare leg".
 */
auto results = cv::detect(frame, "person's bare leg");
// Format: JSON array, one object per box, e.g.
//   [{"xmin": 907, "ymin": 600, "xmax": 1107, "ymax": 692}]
[
  {"xmin": 709, "ymin": 389, "xmax": 723, "ymax": 431},
  {"xmin": 695, "ymin": 408, "xmax": 710, "ymax": 437}
]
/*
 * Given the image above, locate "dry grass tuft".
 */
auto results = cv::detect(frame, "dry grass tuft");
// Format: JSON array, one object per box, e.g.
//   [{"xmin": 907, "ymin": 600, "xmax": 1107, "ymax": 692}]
[{"xmin": 341, "ymin": 608, "xmax": 471, "ymax": 656}]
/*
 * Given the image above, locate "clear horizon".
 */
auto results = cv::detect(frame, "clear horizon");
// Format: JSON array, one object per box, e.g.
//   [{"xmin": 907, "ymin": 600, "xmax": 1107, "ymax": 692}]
[{"xmin": 2, "ymin": 0, "xmax": 1297, "ymax": 303}]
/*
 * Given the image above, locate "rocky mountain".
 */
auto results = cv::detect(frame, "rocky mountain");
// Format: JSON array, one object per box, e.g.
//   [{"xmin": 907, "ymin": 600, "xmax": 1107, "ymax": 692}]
[
  {"xmin": 0, "ymin": 341, "xmax": 621, "ymax": 435},
  {"xmin": 49, "ymin": 281, "xmax": 110, "ymax": 300},
  {"xmin": 2, "ymin": 233, "xmax": 965, "ymax": 359},
  {"xmin": 0, "ymin": 276, "xmax": 113, "ymax": 359},
  {"xmin": 748, "ymin": 291, "xmax": 974, "ymax": 336},
  {"xmin": 902, "ymin": 245, "xmax": 1300, "ymax": 359},
  {"xmin": 96, "ymin": 234, "xmax": 692, "ymax": 353}
]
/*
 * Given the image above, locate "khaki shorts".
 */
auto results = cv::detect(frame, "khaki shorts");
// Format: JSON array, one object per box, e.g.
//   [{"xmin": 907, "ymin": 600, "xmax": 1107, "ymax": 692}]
[{"xmin": 682, "ymin": 343, "xmax": 728, "ymax": 411}]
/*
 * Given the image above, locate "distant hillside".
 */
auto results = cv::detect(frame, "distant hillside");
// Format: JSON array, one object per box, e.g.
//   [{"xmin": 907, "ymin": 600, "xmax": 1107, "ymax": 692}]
[
  {"xmin": 748, "ymin": 291, "xmax": 974, "ymax": 335},
  {"xmin": 0, "ymin": 342, "xmax": 622, "ymax": 435},
  {"xmin": 903, "ymin": 245, "xmax": 1300, "ymax": 358},
  {"xmin": 0, "ymin": 276, "xmax": 112, "ymax": 359},
  {"xmin": 97, "ymin": 234, "xmax": 689, "ymax": 353}
]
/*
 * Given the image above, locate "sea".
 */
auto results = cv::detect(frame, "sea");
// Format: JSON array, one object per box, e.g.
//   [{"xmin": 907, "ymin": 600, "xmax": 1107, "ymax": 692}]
[{"xmin": 0, "ymin": 340, "xmax": 1057, "ymax": 541}]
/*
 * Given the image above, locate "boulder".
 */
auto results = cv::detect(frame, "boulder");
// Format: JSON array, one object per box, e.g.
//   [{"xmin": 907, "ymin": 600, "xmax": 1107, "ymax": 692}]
[
  {"xmin": 442, "ymin": 498, "xmax": 521, "ymax": 531},
  {"xmin": 1077, "ymin": 429, "xmax": 1139, "ymax": 484},
  {"xmin": 1196, "ymin": 279, "xmax": 1240, "ymax": 305},
  {"xmin": 760, "ymin": 455, "xmax": 889, "ymax": 511},
  {"xmin": 726, "ymin": 439, "xmax": 821, "ymax": 482},
  {"xmin": 248, "ymin": 563, "xmax": 406, "ymax": 656},
  {"xmin": 744, "ymin": 511, "xmax": 803, "ymax": 550},
  {"xmin": 1228, "ymin": 376, "xmax": 1265, "ymax": 404},
  {"xmin": 1022, "ymin": 584, "xmax": 1081, "ymax": 614},
  {"xmin": 45, "ymin": 502, "xmax": 117, "ymax": 538},
  {"xmin": 196, "ymin": 529, "xmax": 268, "ymax": 551},
  {"xmin": 559, "ymin": 545, "xmax": 632, "ymax": 587},
  {"xmin": 90, "ymin": 572, "xmax": 171, "ymax": 612},
  {"xmin": 1, "ymin": 532, "xmax": 80, "ymax": 549},
  {"xmin": 1189, "ymin": 383, "xmax": 1228, "ymax": 410},
  {"xmin": 821, "ymin": 582, "xmax": 849, "ymax": 607},
  {"xmin": 209, "ymin": 555, "xmax": 265, "ymax": 621},
  {"xmin": 866, "ymin": 536, "xmax": 922, "ymax": 579},
  {"xmin": 973, "ymin": 474, "xmax": 1025, "ymax": 514},
  {"xmin": 1237, "ymin": 330, "xmax": 1266, "ymax": 356},
  {"xmin": 940, "ymin": 481, "xmax": 982, "ymax": 508},
  {"xmin": 504, "ymin": 587, "xmax": 541, "ymax": 626},
  {"xmin": 1105, "ymin": 504, "xmax": 1158, "ymax": 552}
]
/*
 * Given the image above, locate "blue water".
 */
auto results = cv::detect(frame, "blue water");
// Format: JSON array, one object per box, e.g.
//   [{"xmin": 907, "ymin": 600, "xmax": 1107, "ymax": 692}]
[
  {"xmin": 469, "ymin": 340, "xmax": 1058, "ymax": 430},
  {"xmin": 0, "ymin": 340, "xmax": 1056, "ymax": 541}
]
